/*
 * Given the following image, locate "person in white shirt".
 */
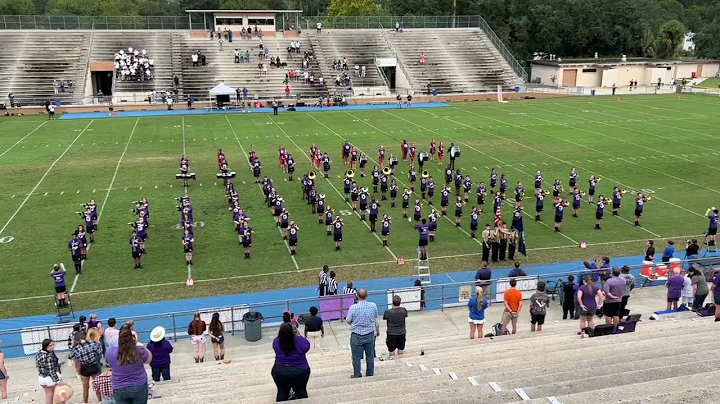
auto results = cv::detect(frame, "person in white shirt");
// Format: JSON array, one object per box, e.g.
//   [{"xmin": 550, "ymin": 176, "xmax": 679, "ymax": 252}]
[
  {"xmin": 361, "ymin": 65, "xmax": 366, "ymax": 78},
  {"xmin": 128, "ymin": 47, "xmax": 133, "ymax": 54},
  {"xmin": 354, "ymin": 65, "xmax": 359, "ymax": 76},
  {"xmin": 141, "ymin": 49, "xmax": 146, "ymax": 56},
  {"xmin": 303, "ymin": 71, "xmax": 309, "ymax": 84},
  {"xmin": 191, "ymin": 53, "xmax": 198, "ymax": 67},
  {"xmin": 234, "ymin": 49, "xmax": 240, "ymax": 63},
  {"xmin": 218, "ymin": 36, "xmax": 224, "ymax": 51},
  {"xmin": 262, "ymin": 64, "xmax": 267, "ymax": 76},
  {"xmin": 316, "ymin": 22, "xmax": 322, "ymax": 33},
  {"xmin": 47, "ymin": 104, "xmax": 56, "ymax": 120},
  {"xmin": 319, "ymin": 76, "xmax": 324, "ymax": 85},
  {"xmin": 167, "ymin": 96, "xmax": 174, "ymax": 110},
  {"xmin": 104, "ymin": 318, "xmax": 120, "ymax": 348}
]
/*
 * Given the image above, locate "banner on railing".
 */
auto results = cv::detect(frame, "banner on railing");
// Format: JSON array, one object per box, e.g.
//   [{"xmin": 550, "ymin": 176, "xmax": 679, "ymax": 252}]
[
  {"xmin": 458, "ymin": 285, "xmax": 472, "ymax": 303},
  {"xmin": 319, "ymin": 294, "xmax": 355, "ymax": 321},
  {"xmin": 495, "ymin": 276, "xmax": 539, "ymax": 303},
  {"xmin": 387, "ymin": 287, "xmax": 422, "ymax": 311},
  {"xmin": 376, "ymin": 57, "xmax": 397, "ymax": 67}
]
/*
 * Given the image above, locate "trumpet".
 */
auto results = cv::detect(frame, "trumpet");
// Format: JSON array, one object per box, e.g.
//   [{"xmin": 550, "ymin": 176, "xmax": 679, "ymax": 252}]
[
  {"xmin": 345, "ymin": 169, "xmax": 355, "ymax": 179},
  {"xmin": 620, "ymin": 188, "xmax": 628, "ymax": 194},
  {"xmin": 421, "ymin": 170, "xmax": 430, "ymax": 178},
  {"xmin": 542, "ymin": 190, "xmax": 551, "ymax": 196},
  {"xmin": 382, "ymin": 166, "xmax": 392, "ymax": 175},
  {"xmin": 580, "ymin": 191, "xmax": 586, "ymax": 196},
  {"xmin": 600, "ymin": 197, "xmax": 612, "ymax": 204},
  {"xmin": 516, "ymin": 206, "xmax": 524, "ymax": 211},
  {"xmin": 641, "ymin": 195, "xmax": 652, "ymax": 202},
  {"xmin": 561, "ymin": 200, "xmax": 570, "ymax": 207},
  {"xmin": 308, "ymin": 171, "xmax": 317, "ymax": 180}
]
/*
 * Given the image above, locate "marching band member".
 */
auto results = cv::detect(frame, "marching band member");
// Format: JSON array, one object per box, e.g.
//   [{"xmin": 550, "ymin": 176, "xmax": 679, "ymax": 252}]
[
  {"xmin": 707, "ymin": 208, "xmax": 719, "ymax": 247},
  {"xmin": 308, "ymin": 187, "xmax": 318, "ymax": 213},
  {"xmin": 358, "ymin": 152, "xmax": 367, "ymax": 177},
  {"xmin": 247, "ymin": 148, "xmax": 255, "ymax": 165},
  {"xmin": 350, "ymin": 147, "xmax": 358, "ymax": 171},
  {"xmin": 454, "ymin": 170, "xmax": 463, "ymax": 196},
  {"xmin": 135, "ymin": 218, "xmax": 147, "ymax": 253},
  {"xmin": 493, "ymin": 191, "xmax": 503, "ymax": 212},
  {"xmin": 634, "ymin": 193, "xmax": 646, "ymax": 226},
  {"xmin": 552, "ymin": 179, "xmax": 562, "ymax": 204},
  {"xmin": 288, "ymin": 221, "xmax": 299, "ymax": 255},
  {"xmin": 499, "ymin": 174, "xmax": 508, "ymax": 197},
  {"xmin": 310, "ymin": 143, "xmax": 318, "ymax": 166},
  {"xmin": 378, "ymin": 145, "xmax": 385, "ymax": 166},
  {"xmin": 401, "ymin": 140, "xmax": 409, "ymax": 161},
  {"xmin": 437, "ymin": 142, "xmax": 444, "ymax": 165},
  {"xmin": 427, "ymin": 176, "xmax": 435, "ymax": 205},
  {"xmin": 402, "ymin": 188, "xmax": 412, "ymax": 218},
  {"xmin": 369, "ymin": 197, "xmax": 380, "ymax": 232},
  {"xmin": 381, "ymin": 214, "xmax": 391, "ymax": 246},
  {"xmin": 68, "ymin": 232, "xmax": 83, "ymax": 274},
  {"xmin": 409, "ymin": 144, "xmax": 416, "ymax": 165},
  {"xmin": 481, "ymin": 224, "xmax": 492, "ymax": 263},
  {"xmin": 252, "ymin": 158, "xmax": 262, "ymax": 183},
  {"xmin": 476, "ymin": 182, "xmax": 487, "ymax": 212},
  {"xmin": 333, "ymin": 216, "xmax": 344, "ymax": 251},
  {"xmin": 572, "ymin": 187, "xmax": 582, "ymax": 217},
  {"xmin": 379, "ymin": 170, "xmax": 389, "ymax": 200},
  {"xmin": 440, "ymin": 185, "xmax": 450, "ymax": 216},
  {"xmin": 77, "ymin": 225, "xmax": 87, "ymax": 260},
  {"xmin": 273, "ymin": 195, "xmax": 284, "ymax": 226},
  {"xmin": 534, "ymin": 170, "xmax": 543, "ymax": 191},
  {"xmin": 490, "ymin": 168, "xmax": 498, "ymax": 192},
  {"xmin": 182, "ymin": 229, "xmax": 194, "ymax": 266},
  {"xmin": 316, "ymin": 194, "xmax": 326, "ymax": 224},
  {"xmin": 444, "ymin": 164, "xmax": 453, "ymax": 186},
  {"xmin": 350, "ymin": 182, "xmax": 359, "ymax": 210},
  {"xmin": 415, "ymin": 218, "xmax": 429, "ymax": 260},
  {"xmin": 408, "ymin": 165, "xmax": 417, "ymax": 192},
  {"xmin": 314, "ymin": 149, "xmax": 322, "ymax": 170},
  {"xmin": 278, "ymin": 146, "xmax": 287, "ymax": 171},
  {"xmin": 554, "ymin": 199, "xmax": 566, "ymax": 232},
  {"xmin": 455, "ymin": 197, "xmax": 464, "ymax": 227},
  {"xmin": 463, "ymin": 175, "xmax": 472, "ymax": 203},
  {"xmin": 371, "ymin": 166, "xmax": 380, "ymax": 193},
  {"xmin": 286, "ymin": 153, "xmax": 295, "ymax": 181},
  {"xmin": 343, "ymin": 173, "xmax": 352, "ymax": 201},
  {"xmin": 414, "ymin": 199, "xmax": 423, "ymax": 224},
  {"xmin": 511, "ymin": 205, "xmax": 523, "ymax": 233},
  {"xmin": 514, "ymin": 181, "xmax": 524, "ymax": 208},
  {"xmin": 430, "ymin": 138, "xmax": 436, "ymax": 160},
  {"xmin": 470, "ymin": 207, "xmax": 480, "ymax": 238},
  {"xmin": 359, "ymin": 187, "xmax": 369, "ymax": 220},
  {"xmin": 82, "ymin": 208, "xmax": 96, "ymax": 244},
  {"xmin": 499, "ymin": 222, "xmax": 510, "ymax": 261},
  {"xmin": 596, "ymin": 196, "xmax": 606, "ymax": 229},
  {"xmin": 612, "ymin": 187, "xmax": 623, "ymax": 216},
  {"xmin": 180, "ymin": 155, "xmax": 190, "ymax": 187},
  {"xmin": 52, "ymin": 264, "xmax": 68, "ymax": 307},
  {"xmin": 239, "ymin": 221, "xmax": 254, "ymax": 258},
  {"xmin": 280, "ymin": 208, "xmax": 290, "ymax": 238},
  {"xmin": 325, "ymin": 207, "xmax": 334, "ymax": 236},
  {"xmin": 322, "ymin": 153, "xmax": 331, "ymax": 178},
  {"xmin": 569, "ymin": 167, "xmax": 578, "ymax": 193},
  {"xmin": 129, "ymin": 230, "xmax": 143, "ymax": 269},
  {"xmin": 535, "ymin": 188, "xmax": 545, "ymax": 221},
  {"xmin": 390, "ymin": 179, "xmax": 398, "ymax": 207},
  {"xmin": 428, "ymin": 210, "xmax": 439, "ymax": 242},
  {"xmin": 342, "ymin": 141, "xmax": 351, "ymax": 164},
  {"xmin": 588, "ymin": 175, "xmax": 599, "ymax": 204}
]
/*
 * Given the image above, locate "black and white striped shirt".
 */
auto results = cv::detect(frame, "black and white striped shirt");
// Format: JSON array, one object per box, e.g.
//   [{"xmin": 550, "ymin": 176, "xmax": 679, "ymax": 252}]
[
  {"xmin": 327, "ymin": 277, "xmax": 338, "ymax": 294},
  {"xmin": 319, "ymin": 270, "xmax": 328, "ymax": 288},
  {"xmin": 343, "ymin": 286, "xmax": 357, "ymax": 295}
]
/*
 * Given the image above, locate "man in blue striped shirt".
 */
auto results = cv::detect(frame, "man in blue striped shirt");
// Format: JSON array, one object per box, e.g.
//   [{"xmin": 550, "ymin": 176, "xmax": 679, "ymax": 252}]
[{"xmin": 346, "ymin": 288, "xmax": 379, "ymax": 378}]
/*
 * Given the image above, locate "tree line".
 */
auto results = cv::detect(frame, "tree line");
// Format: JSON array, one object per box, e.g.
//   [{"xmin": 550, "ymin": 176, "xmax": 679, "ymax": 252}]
[{"xmin": 1, "ymin": 0, "xmax": 719, "ymax": 60}]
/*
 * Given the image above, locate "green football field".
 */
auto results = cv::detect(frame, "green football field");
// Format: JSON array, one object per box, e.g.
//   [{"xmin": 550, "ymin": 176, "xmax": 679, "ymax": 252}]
[{"xmin": 1, "ymin": 93, "xmax": 718, "ymax": 317}]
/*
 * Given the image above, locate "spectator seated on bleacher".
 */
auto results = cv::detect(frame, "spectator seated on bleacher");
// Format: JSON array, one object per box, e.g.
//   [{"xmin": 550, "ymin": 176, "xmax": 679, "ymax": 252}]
[
  {"xmin": 52, "ymin": 79, "xmax": 74, "ymax": 94},
  {"xmin": 114, "ymin": 47, "xmax": 154, "ymax": 82}
]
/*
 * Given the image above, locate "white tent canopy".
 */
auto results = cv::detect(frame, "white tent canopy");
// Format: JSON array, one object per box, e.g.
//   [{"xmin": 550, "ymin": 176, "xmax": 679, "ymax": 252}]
[{"xmin": 208, "ymin": 82, "xmax": 236, "ymax": 96}]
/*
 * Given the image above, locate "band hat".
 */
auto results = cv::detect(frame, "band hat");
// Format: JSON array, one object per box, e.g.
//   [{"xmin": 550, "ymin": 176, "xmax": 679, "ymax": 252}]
[{"xmin": 150, "ymin": 326, "xmax": 166, "ymax": 342}]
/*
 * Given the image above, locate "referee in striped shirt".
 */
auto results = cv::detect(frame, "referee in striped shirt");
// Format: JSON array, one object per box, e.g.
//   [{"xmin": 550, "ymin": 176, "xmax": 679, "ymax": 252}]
[
  {"xmin": 327, "ymin": 271, "xmax": 338, "ymax": 295},
  {"xmin": 318, "ymin": 265, "xmax": 329, "ymax": 296},
  {"xmin": 343, "ymin": 281, "xmax": 357, "ymax": 295}
]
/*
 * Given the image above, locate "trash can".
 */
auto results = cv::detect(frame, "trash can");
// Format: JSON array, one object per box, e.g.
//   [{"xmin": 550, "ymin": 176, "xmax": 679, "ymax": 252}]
[
  {"xmin": 242, "ymin": 312, "xmax": 264, "ymax": 342},
  {"xmin": 591, "ymin": 89, "xmax": 596, "ymax": 96}
]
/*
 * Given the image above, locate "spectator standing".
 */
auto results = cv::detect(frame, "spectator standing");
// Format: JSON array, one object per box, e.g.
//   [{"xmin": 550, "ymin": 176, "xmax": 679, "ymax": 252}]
[
  {"xmin": 304, "ymin": 306, "xmax": 324, "ymax": 349},
  {"xmin": 187, "ymin": 312, "xmax": 207, "ymax": 363},
  {"xmin": 644, "ymin": 240, "xmax": 655, "ymax": 261},
  {"xmin": 104, "ymin": 318, "xmax": 119, "ymax": 349},
  {"xmin": 661, "ymin": 240, "xmax": 675, "ymax": 263},
  {"xmin": 508, "ymin": 262, "xmax": 527, "ymax": 278},
  {"xmin": 577, "ymin": 275, "xmax": 601, "ymax": 338},
  {"xmin": 218, "ymin": 36, "xmax": 224, "ymax": 51},
  {"xmin": 619, "ymin": 265, "xmax": 635, "ymax": 315},
  {"xmin": 474, "ymin": 262, "xmax": 492, "ymax": 305},
  {"xmin": 327, "ymin": 271, "xmax": 338, "ymax": 295},
  {"xmin": 681, "ymin": 269, "xmax": 694, "ymax": 308},
  {"xmin": 0, "ymin": 340, "xmax": 7, "ymax": 399},
  {"xmin": 562, "ymin": 275, "xmax": 576, "ymax": 320},
  {"xmin": 414, "ymin": 279, "xmax": 426, "ymax": 310},
  {"xmin": 603, "ymin": 267, "xmax": 625, "ymax": 327},
  {"xmin": 107, "ymin": 326, "xmax": 151, "ymax": 404},
  {"xmin": 36, "ymin": 339, "xmax": 66, "ymax": 404},
  {"xmin": 500, "ymin": 279, "xmax": 522, "ymax": 335},
  {"xmin": 383, "ymin": 295, "xmax": 408, "ymax": 358},
  {"xmin": 69, "ymin": 330, "xmax": 103, "ymax": 404},
  {"xmin": 467, "ymin": 286, "xmax": 488, "ymax": 339},
  {"xmin": 146, "ymin": 327, "xmax": 173, "ymax": 382},
  {"xmin": 690, "ymin": 267, "xmax": 709, "ymax": 311},
  {"xmin": 87, "ymin": 313, "xmax": 105, "ymax": 358},
  {"xmin": 666, "ymin": 268, "xmax": 684, "ymax": 310},
  {"xmin": 346, "ymin": 288, "xmax": 379, "ymax": 378},
  {"xmin": 343, "ymin": 281, "xmax": 357, "ymax": 295},
  {"xmin": 208, "ymin": 313, "xmax": 225, "ymax": 361},
  {"xmin": 92, "ymin": 369, "xmax": 113, "ymax": 404},
  {"xmin": 316, "ymin": 22, "xmax": 322, "ymax": 33},
  {"xmin": 685, "ymin": 239, "xmax": 700, "ymax": 265},
  {"xmin": 318, "ymin": 266, "xmax": 329, "ymax": 296},
  {"xmin": 529, "ymin": 281, "xmax": 550, "ymax": 332},
  {"xmin": 272, "ymin": 323, "xmax": 311, "ymax": 401},
  {"xmin": 712, "ymin": 273, "xmax": 720, "ymax": 321}
]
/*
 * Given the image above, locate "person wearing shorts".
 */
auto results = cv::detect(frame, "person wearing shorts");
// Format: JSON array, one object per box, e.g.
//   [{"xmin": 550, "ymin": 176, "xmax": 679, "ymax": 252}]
[
  {"xmin": 501, "ymin": 279, "xmax": 523, "ymax": 335},
  {"xmin": 383, "ymin": 295, "xmax": 408, "ymax": 358},
  {"xmin": 529, "ymin": 281, "xmax": 550, "ymax": 332},
  {"xmin": 36, "ymin": 339, "xmax": 66, "ymax": 404},
  {"xmin": 602, "ymin": 267, "xmax": 626, "ymax": 327},
  {"xmin": 467, "ymin": 286, "xmax": 488, "ymax": 339},
  {"xmin": 187, "ymin": 313, "xmax": 207, "ymax": 363}
]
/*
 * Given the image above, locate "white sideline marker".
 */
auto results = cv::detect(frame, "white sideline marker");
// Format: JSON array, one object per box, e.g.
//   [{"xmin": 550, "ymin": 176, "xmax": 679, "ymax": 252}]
[
  {"xmin": 489, "ymin": 382, "xmax": 501, "ymax": 392},
  {"xmin": 11, "ymin": 194, "xmax": 15, "ymax": 198},
  {"xmin": 468, "ymin": 377, "xmax": 479, "ymax": 386},
  {"xmin": 419, "ymin": 365, "xmax": 427, "ymax": 371},
  {"xmin": 406, "ymin": 362, "xmax": 412, "ymax": 367},
  {"xmin": 448, "ymin": 372, "xmax": 458, "ymax": 380},
  {"xmin": 547, "ymin": 397, "xmax": 562, "ymax": 404},
  {"xmin": 432, "ymin": 368, "xmax": 441, "ymax": 375},
  {"xmin": 514, "ymin": 388, "xmax": 531, "ymax": 401},
  {"xmin": 60, "ymin": 191, "xmax": 64, "ymax": 195}
]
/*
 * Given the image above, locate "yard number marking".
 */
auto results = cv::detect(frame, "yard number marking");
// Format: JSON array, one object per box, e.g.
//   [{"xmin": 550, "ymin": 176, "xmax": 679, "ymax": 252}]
[
  {"xmin": 339, "ymin": 210, "xmax": 353, "ymax": 216},
  {"xmin": 0, "ymin": 236, "xmax": 14, "ymax": 244},
  {"xmin": 173, "ymin": 222, "xmax": 205, "ymax": 231}
]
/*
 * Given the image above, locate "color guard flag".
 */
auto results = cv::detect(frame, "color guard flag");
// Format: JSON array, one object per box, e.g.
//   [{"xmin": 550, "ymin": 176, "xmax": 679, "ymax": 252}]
[
  {"xmin": 494, "ymin": 207, "xmax": 502, "ymax": 228},
  {"xmin": 518, "ymin": 231, "xmax": 527, "ymax": 257}
]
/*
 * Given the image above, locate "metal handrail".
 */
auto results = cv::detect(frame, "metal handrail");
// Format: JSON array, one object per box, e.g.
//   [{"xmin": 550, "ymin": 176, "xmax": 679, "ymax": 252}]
[
  {"xmin": 379, "ymin": 28, "xmax": 416, "ymax": 91},
  {"xmin": 477, "ymin": 15, "xmax": 527, "ymax": 83}
]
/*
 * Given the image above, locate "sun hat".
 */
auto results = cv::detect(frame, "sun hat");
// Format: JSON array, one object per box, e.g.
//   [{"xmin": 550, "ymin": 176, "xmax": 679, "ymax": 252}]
[
  {"xmin": 150, "ymin": 326, "xmax": 166, "ymax": 342},
  {"xmin": 54, "ymin": 385, "xmax": 73, "ymax": 403}
]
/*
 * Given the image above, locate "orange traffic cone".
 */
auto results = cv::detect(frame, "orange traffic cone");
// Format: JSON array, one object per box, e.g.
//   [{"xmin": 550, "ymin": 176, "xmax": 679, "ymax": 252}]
[
  {"xmin": 617, "ymin": 97, "xmax": 621, "ymax": 102},
  {"xmin": 678, "ymin": 95, "xmax": 682, "ymax": 100}
]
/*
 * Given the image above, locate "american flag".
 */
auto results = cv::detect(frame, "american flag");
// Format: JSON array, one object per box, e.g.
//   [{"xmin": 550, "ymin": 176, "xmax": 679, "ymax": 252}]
[{"xmin": 494, "ymin": 207, "xmax": 502, "ymax": 228}]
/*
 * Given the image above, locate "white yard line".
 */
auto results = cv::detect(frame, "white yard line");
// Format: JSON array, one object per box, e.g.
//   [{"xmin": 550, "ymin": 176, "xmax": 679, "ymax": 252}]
[
  {"xmin": 266, "ymin": 113, "xmax": 399, "ymax": 260},
  {"xmin": 224, "ymin": 115, "xmax": 300, "ymax": 269},
  {"xmin": 443, "ymin": 107, "xmax": 707, "ymax": 219},
  {"xmin": 71, "ymin": 118, "xmax": 140, "ymax": 293},
  {"xmin": 0, "ymin": 232, "xmax": 706, "ymax": 304},
  {"xmin": 0, "ymin": 120, "xmax": 94, "ymax": 237},
  {"xmin": 0, "ymin": 121, "xmax": 47, "ymax": 158}
]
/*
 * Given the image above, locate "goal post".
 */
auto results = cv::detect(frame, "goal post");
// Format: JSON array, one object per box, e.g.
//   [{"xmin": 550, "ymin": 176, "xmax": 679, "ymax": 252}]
[{"xmin": 497, "ymin": 85, "xmax": 509, "ymax": 103}]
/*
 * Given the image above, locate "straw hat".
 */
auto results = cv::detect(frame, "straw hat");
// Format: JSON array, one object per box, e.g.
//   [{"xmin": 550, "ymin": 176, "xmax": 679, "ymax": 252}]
[
  {"xmin": 54, "ymin": 385, "xmax": 73, "ymax": 403},
  {"xmin": 150, "ymin": 326, "xmax": 166, "ymax": 342}
]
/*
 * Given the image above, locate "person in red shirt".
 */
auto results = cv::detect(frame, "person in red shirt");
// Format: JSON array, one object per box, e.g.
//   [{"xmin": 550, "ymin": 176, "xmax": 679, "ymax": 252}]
[{"xmin": 501, "ymin": 278, "xmax": 523, "ymax": 335}]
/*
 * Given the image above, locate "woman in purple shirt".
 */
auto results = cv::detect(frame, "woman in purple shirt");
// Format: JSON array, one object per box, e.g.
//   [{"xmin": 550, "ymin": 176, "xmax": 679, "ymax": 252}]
[
  {"xmin": 106, "ymin": 326, "xmax": 152, "ymax": 404},
  {"xmin": 712, "ymin": 273, "xmax": 720, "ymax": 321},
  {"xmin": 271, "ymin": 323, "xmax": 310, "ymax": 401},
  {"xmin": 577, "ymin": 275, "xmax": 602, "ymax": 338},
  {"xmin": 146, "ymin": 326, "xmax": 173, "ymax": 382},
  {"xmin": 666, "ymin": 268, "xmax": 684, "ymax": 310}
]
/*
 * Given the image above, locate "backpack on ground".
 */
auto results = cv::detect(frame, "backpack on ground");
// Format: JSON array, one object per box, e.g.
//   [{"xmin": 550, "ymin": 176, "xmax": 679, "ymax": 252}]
[
  {"xmin": 697, "ymin": 303, "xmax": 716, "ymax": 317},
  {"xmin": 492, "ymin": 322, "xmax": 509, "ymax": 337}
]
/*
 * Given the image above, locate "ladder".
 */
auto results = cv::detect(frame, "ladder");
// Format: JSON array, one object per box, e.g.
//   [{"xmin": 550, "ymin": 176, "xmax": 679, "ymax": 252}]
[{"xmin": 415, "ymin": 248, "xmax": 431, "ymax": 285}]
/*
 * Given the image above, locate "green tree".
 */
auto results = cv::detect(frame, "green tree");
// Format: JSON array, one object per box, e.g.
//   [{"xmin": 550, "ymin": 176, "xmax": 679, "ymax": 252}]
[
  {"xmin": 693, "ymin": 20, "xmax": 720, "ymax": 58},
  {"xmin": 0, "ymin": 0, "xmax": 35, "ymax": 14},
  {"xmin": 327, "ymin": 0, "xmax": 387, "ymax": 16},
  {"xmin": 220, "ymin": 0, "xmax": 270, "ymax": 9},
  {"xmin": 655, "ymin": 19, "xmax": 686, "ymax": 58}
]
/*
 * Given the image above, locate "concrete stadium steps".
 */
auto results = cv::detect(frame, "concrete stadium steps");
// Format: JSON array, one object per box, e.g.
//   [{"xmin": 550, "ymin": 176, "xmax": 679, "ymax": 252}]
[
  {"xmin": 308, "ymin": 30, "xmax": 391, "ymax": 91},
  {"xmin": 176, "ymin": 34, "xmax": 327, "ymax": 101},
  {"xmin": 90, "ymin": 31, "xmax": 179, "ymax": 94},
  {"xmin": 386, "ymin": 28, "xmax": 520, "ymax": 94},
  {"xmin": 0, "ymin": 31, "xmax": 90, "ymax": 105}
]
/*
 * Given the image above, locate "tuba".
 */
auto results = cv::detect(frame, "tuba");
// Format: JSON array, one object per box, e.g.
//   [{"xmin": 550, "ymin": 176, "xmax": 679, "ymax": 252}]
[
  {"xmin": 308, "ymin": 171, "xmax": 317, "ymax": 180},
  {"xmin": 421, "ymin": 170, "xmax": 430, "ymax": 178},
  {"xmin": 382, "ymin": 166, "xmax": 392, "ymax": 175},
  {"xmin": 345, "ymin": 169, "xmax": 355, "ymax": 179}
]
